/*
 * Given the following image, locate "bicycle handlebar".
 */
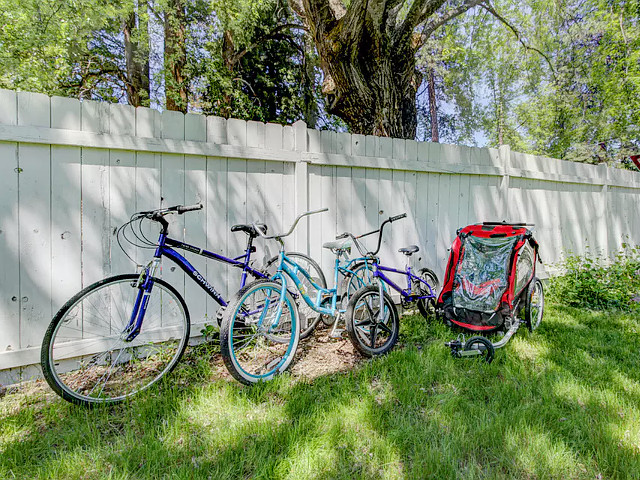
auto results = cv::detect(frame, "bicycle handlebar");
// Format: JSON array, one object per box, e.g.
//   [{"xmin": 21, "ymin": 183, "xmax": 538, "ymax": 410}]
[
  {"xmin": 262, "ymin": 208, "xmax": 328, "ymax": 240},
  {"xmin": 389, "ymin": 213, "xmax": 407, "ymax": 222},
  {"xmin": 136, "ymin": 203, "xmax": 203, "ymax": 233},
  {"xmin": 176, "ymin": 203, "xmax": 203, "ymax": 214},
  {"xmin": 368, "ymin": 212, "xmax": 407, "ymax": 256},
  {"xmin": 335, "ymin": 231, "xmax": 374, "ymax": 257},
  {"xmin": 140, "ymin": 203, "xmax": 203, "ymax": 219},
  {"xmin": 333, "ymin": 213, "xmax": 407, "ymax": 257}
]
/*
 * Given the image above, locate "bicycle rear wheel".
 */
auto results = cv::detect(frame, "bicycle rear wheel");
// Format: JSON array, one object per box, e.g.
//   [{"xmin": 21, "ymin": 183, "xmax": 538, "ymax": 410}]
[
  {"xmin": 264, "ymin": 252, "xmax": 326, "ymax": 339},
  {"xmin": 41, "ymin": 274, "xmax": 189, "ymax": 406},
  {"xmin": 220, "ymin": 280, "xmax": 300, "ymax": 384},
  {"xmin": 340, "ymin": 260, "xmax": 378, "ymax": 308},
  {"xmin": 415, "ymin": 267, "xmax": 440, "ymax": 320},
  {"xmin": 345, "ymin": 285, "xmax": 399, "ymax": 357}
]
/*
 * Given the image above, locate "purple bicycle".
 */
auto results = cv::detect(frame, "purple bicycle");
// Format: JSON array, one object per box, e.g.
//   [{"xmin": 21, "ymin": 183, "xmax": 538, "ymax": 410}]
[
  {"xmin": 345, "ymin": 213, "xmax": 439, "ymax": 357},
  {"xmin": 40, "ymin": 204, "xmax": 324, "ymax": 406}
]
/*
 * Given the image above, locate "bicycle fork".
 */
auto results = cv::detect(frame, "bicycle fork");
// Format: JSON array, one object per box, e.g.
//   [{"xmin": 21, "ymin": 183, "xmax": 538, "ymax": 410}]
[
  {"xmin": 124, "ymin": 259, "xmax": 161, "ymax": 341},
  {"xmin": 371, "ymin": 265, "xmax": 387, "ymax": 324}
]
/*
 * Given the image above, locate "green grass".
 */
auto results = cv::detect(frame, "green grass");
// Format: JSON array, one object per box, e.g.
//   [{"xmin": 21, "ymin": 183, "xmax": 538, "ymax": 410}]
[{"xmin": 2, "ymin": 305, "xmax": 640, "ymax": 479}]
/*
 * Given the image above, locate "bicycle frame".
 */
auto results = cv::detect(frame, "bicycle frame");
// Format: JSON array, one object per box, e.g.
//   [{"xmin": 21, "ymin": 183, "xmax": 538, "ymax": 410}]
[
  {"xmin": 125, "ymin": 229, "xmax": 268, "ymax": 340},
  {"xmin": 273, "ymin": 251, "xmax": 337, "ymax": 317},
  {"xmin": 337, "ymin": 256, "xmax": 372, "ymax": 280},
  {"xmin": 373, "ymin": 263, "xmax": 436, "ymax": 302}
]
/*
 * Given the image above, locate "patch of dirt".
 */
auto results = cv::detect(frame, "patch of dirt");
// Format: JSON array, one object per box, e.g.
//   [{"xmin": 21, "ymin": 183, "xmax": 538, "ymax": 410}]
[{"xmin": 289, "ymin": 327, "xmax": 359, "ymax": 380}]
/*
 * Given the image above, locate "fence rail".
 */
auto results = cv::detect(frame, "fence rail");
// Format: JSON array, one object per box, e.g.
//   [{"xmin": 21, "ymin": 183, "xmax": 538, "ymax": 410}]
[{"xmin": 2, "ymin": 89, "xmax": 640, "ymax": 384}]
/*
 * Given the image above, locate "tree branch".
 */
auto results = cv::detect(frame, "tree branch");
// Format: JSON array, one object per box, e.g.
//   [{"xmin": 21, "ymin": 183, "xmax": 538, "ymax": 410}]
[
  {"xmin": 229, "ymin": 23, "xmax": 307, "ymax": 65},
  {"xmin": 420, "ymin": 0, "xmax": 484, "ymax": 41},
  {"xmin": 402, "ymin": 0, "xmax": 446, "ymax": 32},
  {"xmin": 337, "ymin": 0, "xmax": 369, "ymax": 45},
  {"xmin": 62, "ymin": 65, "xmax": 125, "ymax": 91},
  {"xmin": 396, "ymin": 0, "xmax": 445, "ymax": 47},
  {"xmin": 288, "ymin": 0, "xmax": 306, "ymax": 18},
  {"xmin": 481, "ymin": 2, "xmax": 557, "ymax": 77},
  {"xmin": 293, "ymin": 0, "xmax": 346, "ymax": 49}
]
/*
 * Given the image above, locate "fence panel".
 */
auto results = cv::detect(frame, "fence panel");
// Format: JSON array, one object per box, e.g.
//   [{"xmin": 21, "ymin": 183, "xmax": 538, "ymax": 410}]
[{"xmin": 2, "ymin": 89, "xmax": 640, "ymax": 382}]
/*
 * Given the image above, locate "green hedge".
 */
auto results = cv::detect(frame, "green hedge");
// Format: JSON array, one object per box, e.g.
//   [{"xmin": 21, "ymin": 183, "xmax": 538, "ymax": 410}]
[{"xmin": 548, "ymin": 244, "xmax": 640, "ymax": 310}]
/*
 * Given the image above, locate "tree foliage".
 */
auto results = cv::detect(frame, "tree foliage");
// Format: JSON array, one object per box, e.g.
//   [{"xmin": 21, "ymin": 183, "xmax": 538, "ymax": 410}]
[
  {"xmin": 191, "ymin": 0, "xmax": 320, "ymax": 124},
  {"xmin": 0, "ymin": 0, "xmax": 321, "ymax": 123},
  {"xmin": 417, "ymin": 0, "xmax": 640, "ymax": 165},
  {"xmin": 0, "ymin": 0, "xmax": 637, "ymax": 165}
]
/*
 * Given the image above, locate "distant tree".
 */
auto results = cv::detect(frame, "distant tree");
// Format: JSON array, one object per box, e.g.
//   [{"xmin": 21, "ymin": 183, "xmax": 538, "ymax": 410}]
[{"xmin": 190, "ymin": 0, "xmax": 321, "ymax": 125}]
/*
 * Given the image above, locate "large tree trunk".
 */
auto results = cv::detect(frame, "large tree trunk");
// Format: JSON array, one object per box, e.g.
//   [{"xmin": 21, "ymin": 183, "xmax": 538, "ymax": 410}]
[
  {"xmin": 123, "ymin": 3, "xmax": 150, "ymax": 107},
  {"xmin": 290, "ymin": 0, "xmax": 481, "ymax": 139},
  {"xmin": 313, "ymin": 21, "xmax": 421, "ymax": 139},
  {"xmin": 164, "ymin": 0, "xmax": 187, "ymax": 113}
]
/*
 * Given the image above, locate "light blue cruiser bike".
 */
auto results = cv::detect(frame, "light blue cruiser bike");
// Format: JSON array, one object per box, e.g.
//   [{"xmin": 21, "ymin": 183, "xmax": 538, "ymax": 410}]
[{"xmin": 219, "ymin": 208, "xmax": 392, "ymax": 384}]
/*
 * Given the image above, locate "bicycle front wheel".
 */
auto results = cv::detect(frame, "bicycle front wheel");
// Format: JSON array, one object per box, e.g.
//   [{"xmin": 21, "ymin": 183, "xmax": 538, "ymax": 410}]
[
  {"xmin": 41, "ymin": 274, "xmax": 190, "ymax": 407},
  {"xmin": 346, "ymin": 285, "xmax": 399, "ymax": 357},
  {"xmin": 220, "ymin": 280, "xmax": 300, "ymax": 384}
]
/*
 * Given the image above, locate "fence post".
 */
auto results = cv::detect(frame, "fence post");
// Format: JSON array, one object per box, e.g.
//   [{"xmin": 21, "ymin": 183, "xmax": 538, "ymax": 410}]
[
  {"xmin": 293, "ymin": 120, "xmax": 308, "ymax": 252},
  {"xmin": 599, "ymin": 162, "xmax": 610, "ymax": 257},
  {"xmin": 498, "ymin": 144, "xmax": 511, "ymax": 221}
]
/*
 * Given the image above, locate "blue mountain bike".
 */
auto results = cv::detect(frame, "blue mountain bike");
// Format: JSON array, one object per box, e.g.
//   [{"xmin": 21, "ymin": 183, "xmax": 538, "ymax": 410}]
[{"xmin": 40, "ymin": 204, "xmax": 325, "ymax": 406}]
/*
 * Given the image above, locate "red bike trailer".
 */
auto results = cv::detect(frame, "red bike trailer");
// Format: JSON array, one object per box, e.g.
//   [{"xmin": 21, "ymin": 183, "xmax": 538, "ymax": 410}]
[{"xmin": 436, "ymin": 222, "xmax": 545, "ymax": 362}]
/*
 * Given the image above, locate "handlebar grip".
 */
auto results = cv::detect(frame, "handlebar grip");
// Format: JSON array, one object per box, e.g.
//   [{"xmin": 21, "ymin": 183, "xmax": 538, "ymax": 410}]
[
  {"xmin": 336, "ymin": 232, "xmax": 349, "ymax": 239},
  {"xmin": 389, "ymin": 213, "xmax": 407, "ymax": 222},
  {"xmin": 177, "ymin": 203, "xmax": 203, "ymax": 214}
]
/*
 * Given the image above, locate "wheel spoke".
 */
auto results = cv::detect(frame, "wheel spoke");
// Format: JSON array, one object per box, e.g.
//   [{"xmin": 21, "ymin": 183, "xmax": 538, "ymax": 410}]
[
  {"xmin": 45, "ymin": 275, "xmax": 188, "ymax": 405},
  {"xmin": 369, "ymin": 324, "xmax": 378, "ymax": 348},
  {"xmin": 377, "ymin": 321, "xmax": 393, "ymax": 335},
  {"xmin": 363, "ymin": 296, "xmax": 376, "ymax": 318}
]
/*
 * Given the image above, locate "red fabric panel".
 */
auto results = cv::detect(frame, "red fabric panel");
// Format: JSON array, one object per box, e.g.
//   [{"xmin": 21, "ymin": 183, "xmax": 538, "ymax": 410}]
[
  {"xmin": 460, "ymin": 277, "xmax": 502, "ymax": 297},
  {"xmin": 438, "ymin": 236, "xmax": 462, "ymax": 303},
  {"xmin": 450, "ymin": 319, "xmax": 496, "ymax": 331}
]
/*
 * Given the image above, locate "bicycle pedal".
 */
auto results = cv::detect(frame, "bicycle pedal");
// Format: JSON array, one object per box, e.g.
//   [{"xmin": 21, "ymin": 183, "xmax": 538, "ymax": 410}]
[
  {"xmin": 216, "ymin": 307, "xmax": 226, "ymax": 327},
  {"xmin": 328, "ymin": 328, "xmax": 345, "ymax": 339}
]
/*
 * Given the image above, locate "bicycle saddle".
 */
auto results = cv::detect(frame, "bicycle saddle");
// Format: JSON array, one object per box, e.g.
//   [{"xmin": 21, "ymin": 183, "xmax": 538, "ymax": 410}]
[
  {"xmin": 322, "ymin": 239, "xmax": 351, "ymax": 253},
  {"xmin": 399, "ymin": 245, "xmax": 419, "ymax": 256},
  {"xmin": 231, "ymin": 223, "xmax": 267, "ymax": 238}
]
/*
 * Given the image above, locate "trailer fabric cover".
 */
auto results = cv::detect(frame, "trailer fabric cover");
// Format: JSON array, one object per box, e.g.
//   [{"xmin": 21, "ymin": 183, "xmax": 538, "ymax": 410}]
[{"xmin": 453, "ymin": 236, "xmax": 518, "ymax": 313}]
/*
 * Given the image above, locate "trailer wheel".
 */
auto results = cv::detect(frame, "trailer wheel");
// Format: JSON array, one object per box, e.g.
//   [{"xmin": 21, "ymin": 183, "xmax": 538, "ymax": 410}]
[
  {"xmin": 464, "ymin": 336, "xmax": 495, "ymax": 364},
  {"xmin": 525, "ymin": 278, "xmax": 544, "ymax": 332}
]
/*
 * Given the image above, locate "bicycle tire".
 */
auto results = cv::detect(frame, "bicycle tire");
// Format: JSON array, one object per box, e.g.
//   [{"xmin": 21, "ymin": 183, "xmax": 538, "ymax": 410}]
[
  {"xmin": 41, "ymin": 274, "xmax": 190, "ymax": 407},
  {"xmin": 263, "ymin": 252, "xmax": 327, "ymax": 339},
  {"xmin": 525, "ymin": 277, "xmax": 544, "ymax": 332},
  {"xmin": 220, "ymin": 279, "xmax": 300, "ymax": 385},
  {"xmin": 415, "ymin": 267, "xmax": 440, "ymax": 321},
  {"xmin": 345, "ymin": 285, "xmax": 399, "ymax": 357},
  {"xmin": 464, "ymin": 336, "xmax": 495, "ymax": 363}
]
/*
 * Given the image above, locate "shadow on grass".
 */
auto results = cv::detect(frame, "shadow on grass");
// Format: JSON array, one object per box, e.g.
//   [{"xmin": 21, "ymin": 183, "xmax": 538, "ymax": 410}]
[{"xmin": 1, "ymin": 305, "xmax": 639, "ymax": 479}]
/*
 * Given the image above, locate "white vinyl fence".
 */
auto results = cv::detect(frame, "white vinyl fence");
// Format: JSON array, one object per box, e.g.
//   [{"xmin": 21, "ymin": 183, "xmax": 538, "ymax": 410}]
[{"xmin": 2, "ymin": 89, "xmax": 640, "ymax": 384}]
